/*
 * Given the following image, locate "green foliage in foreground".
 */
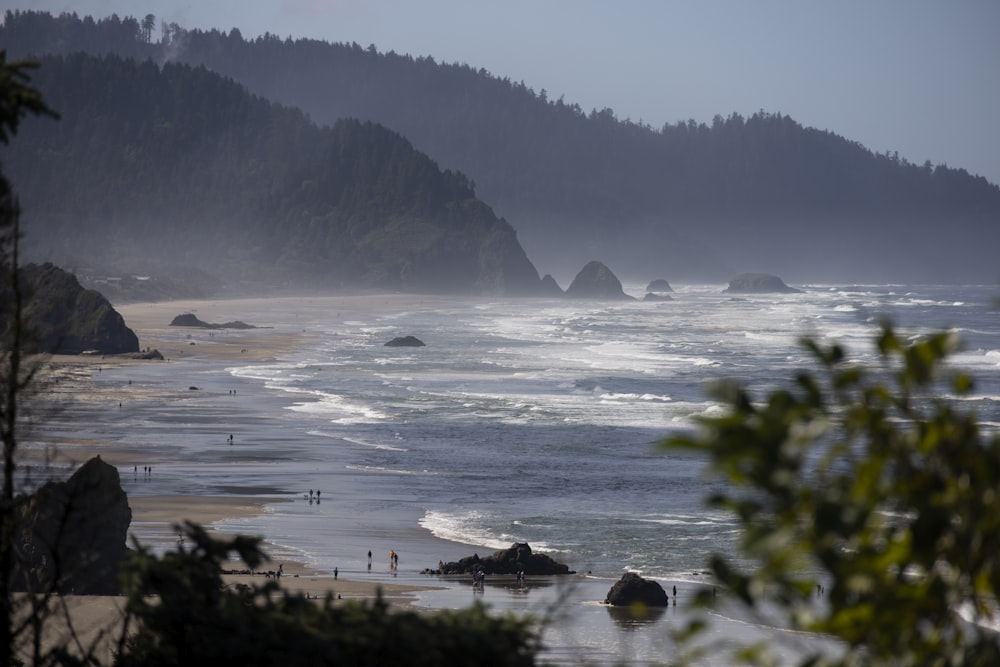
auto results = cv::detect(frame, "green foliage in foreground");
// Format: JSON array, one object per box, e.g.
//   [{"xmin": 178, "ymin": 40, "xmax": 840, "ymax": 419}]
[
  {"xmin": 117, "ymin": 522, "xmax": 541, "ymax": 666},
  {"xmin": 664, "ymin": 324, "xmax": 1000, "ymax": 666}
]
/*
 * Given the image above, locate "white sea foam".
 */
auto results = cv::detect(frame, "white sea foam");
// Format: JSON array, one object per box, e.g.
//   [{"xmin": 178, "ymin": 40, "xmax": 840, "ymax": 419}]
[
  {"xmin": 287, "ymin": 394, "xmax": 389, "ymax": 424},
  {"xmin": 344, "ymin": 464, "xmax": 430, "ymax": 476},
  {"xmin": 419, "ymin": 510, "xmax": 512, "ymax": 550},
  {"xmin": 637, "ymin": 518, "xmax": 720, "ymax": 526},
  {"xmin": 598, "ymin": 392, "xmax": 672, "ymax": 402},
  {"xmin": 306, "ymin": 430, "xmax": 407, "ymax": 451}
]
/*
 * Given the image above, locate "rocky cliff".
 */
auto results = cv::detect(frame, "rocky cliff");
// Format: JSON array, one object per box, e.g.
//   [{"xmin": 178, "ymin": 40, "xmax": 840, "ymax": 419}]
[{"xmin": 17, "ymin": 263, "xmax": 139, "ymax": 354}]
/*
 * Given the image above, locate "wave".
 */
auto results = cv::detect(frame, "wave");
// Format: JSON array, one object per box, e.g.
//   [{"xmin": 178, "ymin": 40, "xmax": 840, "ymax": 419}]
[
  {"xmin": 636, "ymin": 518, "xmax": 722, "ymax": 526},
  {"xmin": 419, "ymin": 510, "xmax": 515, "ymax": 550},
  {"xmin": 306, "ymin": 430, "xmax": 407, "ymax": 452},
  {"xmin": 287, "ymin": 393, "xmax": 390, "ymax": 423},
  {"xmin": 598, "ymin": 392, "xmax": 672, "ymax": 403},
  {"xmin": 344, "ymin": 464, "xmax": 431, "ymax": 476},
  {"xmin": 419, "ymin": 509, "xmax": 562, "ymax": 553}
]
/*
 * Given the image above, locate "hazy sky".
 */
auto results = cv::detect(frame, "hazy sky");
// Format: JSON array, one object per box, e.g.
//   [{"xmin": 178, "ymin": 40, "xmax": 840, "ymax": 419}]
[{"xmin": 7, "ymin": 1, "xmax": 1000, "ymax": 186}]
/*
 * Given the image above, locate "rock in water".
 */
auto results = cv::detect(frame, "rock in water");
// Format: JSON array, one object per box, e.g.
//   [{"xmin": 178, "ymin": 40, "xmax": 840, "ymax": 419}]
[
  {"xmin": 645, "ymin": 278, "xmax": 674, "ymax": 293},
  {"xmin": 538, "ymin": 274, "xmax": 565, "ymax": 297},
  {"xmin": 723, "ymin": 272, "xmax": 801, "ymax": 294},
  {"xmin": 565, "ymin": 261, "xmax": 634, "ymax": 300},
  {"xmin": 384, "ymin": 335, "xmax": 426, "ymax": 347},
  {"xmin": 428, "ymin": 542, "xmax": 574, "ymax": 575},
  {"xmin": 170, "ymin": 313, "xmax": 256, "ymax": 329},
  {"xmin": 13, "ymin": 456, "xmax": 132, "ymax": 594},
  {"xmin": 604, "ymin": 572, "xmax": 669, "ymax": 607},
  {"xmin": 170, "ymin": 313, "xmax": 209, "ymax": 327}
]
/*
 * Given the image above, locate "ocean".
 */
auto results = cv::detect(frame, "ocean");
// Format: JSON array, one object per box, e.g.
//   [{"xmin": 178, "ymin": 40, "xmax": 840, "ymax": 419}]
[
  {"xmin": 28, "ymin": 282, "xmax": 1000, "ymax": 664},
  {"xmin": 222, "ymin": 283, "xmax": 1000, "ymax": 574}
]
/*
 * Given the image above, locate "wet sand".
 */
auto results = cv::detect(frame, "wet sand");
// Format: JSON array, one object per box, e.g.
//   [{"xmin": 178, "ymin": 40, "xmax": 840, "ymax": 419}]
[{"xmin": 17, "ymin": 297, "xmax": 451, "ymax": 664}]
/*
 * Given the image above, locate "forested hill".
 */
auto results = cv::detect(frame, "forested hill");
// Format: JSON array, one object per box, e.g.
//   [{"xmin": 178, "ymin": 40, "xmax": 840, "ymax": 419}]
[
  {"xmin": 1, "ymin": 52, "xmax": 544, "ymax": 296},
  {"xmin": 4, "ymin": 10, "xmax": 1000, "ymax": 283}
]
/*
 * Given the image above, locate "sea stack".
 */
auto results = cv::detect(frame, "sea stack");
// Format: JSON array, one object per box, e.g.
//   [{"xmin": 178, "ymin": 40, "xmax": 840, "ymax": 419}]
[
  {"xmin": 723, "ymin": 272, "xmax": 801, "ymax": 294},
  {"xmin": 565, "ymin": 261, "xmax": 634, "ymax": 300},
  {"xmin": 645, "ymin": 278, "xmax": 673, "ymax": 293}
]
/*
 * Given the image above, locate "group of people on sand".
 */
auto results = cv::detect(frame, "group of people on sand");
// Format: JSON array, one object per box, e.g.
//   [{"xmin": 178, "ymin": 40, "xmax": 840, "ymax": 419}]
[{"xmin": 389, "ymin": 550, "xmax": 399, "ymax": 568}]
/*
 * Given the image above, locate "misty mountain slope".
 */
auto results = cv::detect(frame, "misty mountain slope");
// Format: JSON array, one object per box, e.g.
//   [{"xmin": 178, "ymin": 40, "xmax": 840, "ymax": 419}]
[
  {"xmin": 4, "ymin": 10, "xmax": 1000, "ymax": 282},
  {"xmin": 1, "ymin": 52, "xmax": 543, "ymax": 295}
]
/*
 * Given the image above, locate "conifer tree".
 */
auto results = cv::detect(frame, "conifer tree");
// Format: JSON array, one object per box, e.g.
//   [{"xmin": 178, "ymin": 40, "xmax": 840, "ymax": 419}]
[{"xmin": 0, "ymin": 49, "xmax": 58, "ymax": 667}]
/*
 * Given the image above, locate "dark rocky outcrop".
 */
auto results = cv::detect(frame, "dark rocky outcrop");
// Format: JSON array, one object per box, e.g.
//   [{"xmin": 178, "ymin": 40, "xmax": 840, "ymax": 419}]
[
  {"xmin": 643, "ymin": 292, "xmax": 673, "ymax": 302},
  {"xmin": 122, "ymin": 348, "xmax": 165, "ymax": 360},
  {"xmin": 538, "ymin": 274, "xmax": 565, "ymax": 297},
  {"xmin": 723, "ymin": 272, "xmax": 802, "ymax": 294},
  {"xmin": 645, "ymin": 279, "xmax": 674, "ymax": 293},
  {"xmin": 12, "ymin": 456, "xmax": 132, "ymax": 595},
  {"xmin": 170, "ymin": 313, "xmax": 256, "ymax": 329},
  {"xmin": 565, "ymin": 261, "xmax": 635, "ymax": 300},
  {"xmin": 604, "ymin": 572, "xmax": 668, "ymax": 607},
  {"xmin": 425, "ymin": 543, "xmax": 574, "ymax": 575},
  {"xmin": 15, "ymin": 263, "xmax": 139, "ymax": 355},
  {"xmin": 384, "ymin": 335, "xmax": 426, "ymax": 347}
]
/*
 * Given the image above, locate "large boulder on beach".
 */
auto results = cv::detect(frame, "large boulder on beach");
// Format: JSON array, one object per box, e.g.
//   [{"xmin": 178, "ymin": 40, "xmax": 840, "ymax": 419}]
[
  {"xmin": 426, "ymin": 542, "xmax": 574, "ymax": 575},
  {"xmin": 723, "ymin": 272, "xmax": 801, "ymax": 294},
  {"xmin": 565, "ymin": 261, "xmax": 634, "ymax": 300},
  {"xmin": 13, "ymin": 263, "xmax": 139, "ymax": 355},
  {"xmin": 12, "ymin": 456, "xmax": 132, "ymax": 594},
  {"xmin": 604, "ymin": 572, "xmax": 668, "ymax": 607}
]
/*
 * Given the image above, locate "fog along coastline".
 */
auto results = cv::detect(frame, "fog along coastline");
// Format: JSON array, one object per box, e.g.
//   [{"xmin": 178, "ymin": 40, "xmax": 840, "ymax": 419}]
[{"xmin": 25, "ymin": 282, "xmax": 1000, "ymax": 664}]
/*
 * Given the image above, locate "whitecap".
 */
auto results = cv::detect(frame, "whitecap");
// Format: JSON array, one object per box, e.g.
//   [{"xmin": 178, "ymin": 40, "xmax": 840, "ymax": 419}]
[
  {"xmin": 306, "ymin": 431, "xmax": 407, "ymax": 452},
  {"xmin": 419, "ymin": 510, "xmax": 512, "ymax": 550},
  {"xmin": 344, "ymin": 464, "xmax": 430, "ymax": 476}
]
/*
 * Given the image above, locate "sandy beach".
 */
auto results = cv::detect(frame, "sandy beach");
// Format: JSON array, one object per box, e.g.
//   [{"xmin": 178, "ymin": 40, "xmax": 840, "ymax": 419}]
[{"xmin": 17, "ymin": 297, "xmax": 452, "ymax": 665}]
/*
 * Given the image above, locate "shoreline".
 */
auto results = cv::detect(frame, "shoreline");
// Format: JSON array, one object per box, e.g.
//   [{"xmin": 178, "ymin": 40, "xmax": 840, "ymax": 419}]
[
  {"xmin": 23, "ymin": 294, "xmax": 840, "ymax": 665},
  {"xmin": 18, "ymin": 297, "xmax": 464, "ymax": 663}
]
